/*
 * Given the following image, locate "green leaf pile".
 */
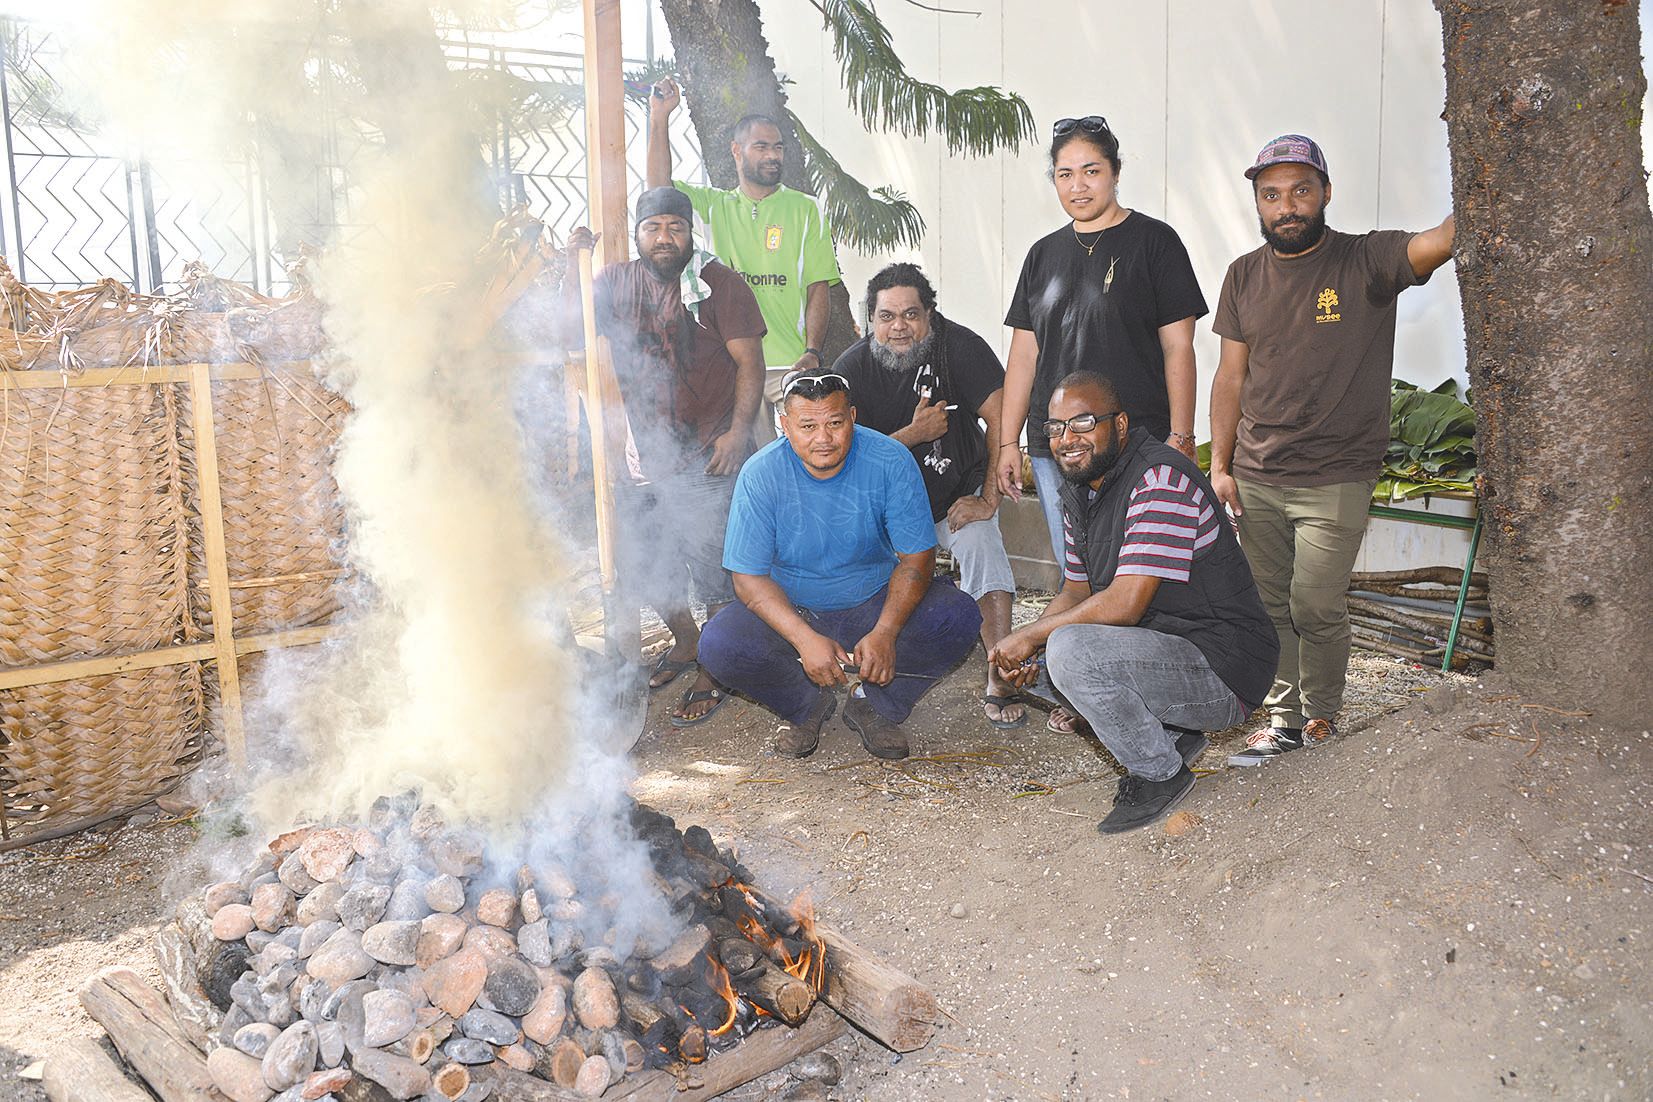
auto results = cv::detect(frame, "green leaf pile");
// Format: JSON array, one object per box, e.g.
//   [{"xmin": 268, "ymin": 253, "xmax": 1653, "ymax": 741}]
[{"xmin": 1376, "ymin": 378, "xmax": 1478, "ymax": 502}]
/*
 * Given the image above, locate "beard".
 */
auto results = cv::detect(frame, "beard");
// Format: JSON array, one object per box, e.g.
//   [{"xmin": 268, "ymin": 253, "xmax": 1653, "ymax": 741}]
[
  {"xmin": 1056, "ymin": 426, "xmax": 1124, "ymax": 484},
  {"xmin": 869, "ymin": 330, "xmax": 937, "ymax": 375},
  {"xmin": 1259, "ymin": 206, "xmax": 1328, "ymax": 254},
  {"xmin": 741, "ymin": 158, "xmax": 783, "ymax": 188},
  {"xmin": 644, "ymin": 243, "xmax": 691, "ymax": 280}
]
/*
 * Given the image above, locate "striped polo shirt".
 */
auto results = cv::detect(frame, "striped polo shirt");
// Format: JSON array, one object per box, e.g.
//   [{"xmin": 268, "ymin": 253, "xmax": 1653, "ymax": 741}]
[{"xmin": 1063, "ymin": 463, "xmax": 1221, "ymax": 585}]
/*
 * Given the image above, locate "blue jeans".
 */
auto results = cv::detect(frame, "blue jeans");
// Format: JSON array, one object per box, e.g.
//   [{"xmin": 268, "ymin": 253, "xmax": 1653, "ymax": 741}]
[
  {"xmin": 699, "ymin": 578, "xmax": 982, "ymax": 724},
  {"xmin": 1029, "ymin": 455, "xmax": 1068, "ymax": 570},
  {"xmin": 1045, "ymin": 624, "xmax": 1248, "ymax": 781}
]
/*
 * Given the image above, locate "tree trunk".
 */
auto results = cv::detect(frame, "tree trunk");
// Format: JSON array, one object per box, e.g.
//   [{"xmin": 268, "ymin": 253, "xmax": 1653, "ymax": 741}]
[
  {"xmin": 1434, "ymin": 0, "xmax": 1653, "ymax": 725},
  {"xmin": 654, "ymin": 0, "xmax": 858, "ymax": 358}
]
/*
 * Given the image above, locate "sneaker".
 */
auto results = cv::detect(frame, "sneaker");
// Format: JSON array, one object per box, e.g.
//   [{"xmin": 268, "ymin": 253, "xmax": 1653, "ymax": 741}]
[
  {"xmin": 1226, "ymin": 725, "xmax": 1305, "ymax": 767},
  {"xmin": 1302, "ymin": 717, "xmax": 1336, "ymax": 744},
  {"xmin": 1097, "ymin": 766, "xmax": 1196, "ymax": 834},
  {"xmin": 843, "ymin": 696, "xmax": 909, "ymax": 760},
  {"xmin": 774, "ymin": 691, "xmax": 837, "ymax": 758},
  {"xmin": 1169, "ymin": 726, "xmax": 1210, "ymax": 767}
]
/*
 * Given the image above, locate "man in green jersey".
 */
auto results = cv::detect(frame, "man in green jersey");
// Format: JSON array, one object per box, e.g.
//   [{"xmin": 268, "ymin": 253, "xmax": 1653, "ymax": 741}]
[{"xmin": 647, "ymin": 78, "xmax": 841, "ymax": 441}]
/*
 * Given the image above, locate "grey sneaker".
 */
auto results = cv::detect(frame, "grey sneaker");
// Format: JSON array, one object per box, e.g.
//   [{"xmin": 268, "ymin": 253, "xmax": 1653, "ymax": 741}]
[
  {"xmin": 1227, "ymin": 725, "xmax": 1304, "ymax": 767},
  {"xmin": 843, "ymin": 696, "xmax": 909, "ymax": 760},
  {"xmin": 775, "ymin": 691, "xmax": 837, "ymax": 758}
]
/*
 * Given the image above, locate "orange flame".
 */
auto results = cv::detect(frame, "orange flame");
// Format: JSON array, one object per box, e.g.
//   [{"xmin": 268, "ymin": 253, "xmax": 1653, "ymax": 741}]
[
  {"xmin": 734, "ymin": 885, "xmax": 827, "ymax": 992},
  {"xmin": 703, "ymin": 955, "xmax": 740, "ymax": 1037}
]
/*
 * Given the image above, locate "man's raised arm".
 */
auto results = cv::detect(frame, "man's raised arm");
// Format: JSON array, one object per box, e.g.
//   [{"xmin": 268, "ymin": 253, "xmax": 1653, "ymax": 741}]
[{"xmin": 646, "ymin": 78, "xmax": 680, "ymax": 189}]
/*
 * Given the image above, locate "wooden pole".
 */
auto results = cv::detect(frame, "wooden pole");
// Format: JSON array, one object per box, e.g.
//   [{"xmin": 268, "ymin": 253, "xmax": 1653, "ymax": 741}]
[
  {"xmin": 579, "ymin": 0, "xmax": 632, "ymax": 651},
  {"xmin": 582, "ymin": 0, "xmax": 630, "ymax": 270},
  {"xmin": 188, "ymin": 364, "xmax": 246, "ymax": 770},
  {"xmin": 575, "ymin": 250, "xmax": 617, "ymax": 590}
]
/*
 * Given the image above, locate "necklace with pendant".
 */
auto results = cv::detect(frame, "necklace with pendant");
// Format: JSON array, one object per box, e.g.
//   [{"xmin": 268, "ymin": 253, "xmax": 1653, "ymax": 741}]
[{"xmin": 1073, "ymin": 227, "xmax": 1105, "ymax": 256}]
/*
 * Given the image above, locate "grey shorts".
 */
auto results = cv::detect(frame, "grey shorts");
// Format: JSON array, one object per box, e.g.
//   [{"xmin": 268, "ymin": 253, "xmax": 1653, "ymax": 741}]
[
  {"xmin": 933, "ymin": 511, "xmax": 1015, "ymax": 602},
  {"xmin": 616, "ymin": 470, "xmax": 737, "ymax": 608}
]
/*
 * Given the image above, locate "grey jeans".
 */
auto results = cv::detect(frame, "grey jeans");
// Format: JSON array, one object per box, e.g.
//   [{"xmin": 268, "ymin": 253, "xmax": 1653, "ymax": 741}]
[{"xmin": 1045, "ymin": 624, "xmax": 1249, "ymax": 781}]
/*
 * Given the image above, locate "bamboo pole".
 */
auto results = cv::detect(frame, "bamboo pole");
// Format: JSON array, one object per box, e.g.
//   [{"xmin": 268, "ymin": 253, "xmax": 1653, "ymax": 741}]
[
  {"xmin": 188, "ymin": 364, "xmax": 246, "ymax": 770},
  {"xmin": 563, "ymin": 353, "xmax": 583, "ymax": 481}
]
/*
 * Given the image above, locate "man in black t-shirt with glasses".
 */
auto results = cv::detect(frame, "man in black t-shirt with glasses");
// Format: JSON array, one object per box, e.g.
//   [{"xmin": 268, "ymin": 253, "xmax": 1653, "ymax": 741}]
[{"xmin": 834, "ymin": 263, "xmax": 1025, "ymax": 730}]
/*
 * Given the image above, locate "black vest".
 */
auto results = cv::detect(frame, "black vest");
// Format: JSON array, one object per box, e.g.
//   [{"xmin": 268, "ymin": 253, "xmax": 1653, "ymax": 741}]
[{"xmin": 1057, "ymin": 427, "xmax": 1279, "ymax": 709}]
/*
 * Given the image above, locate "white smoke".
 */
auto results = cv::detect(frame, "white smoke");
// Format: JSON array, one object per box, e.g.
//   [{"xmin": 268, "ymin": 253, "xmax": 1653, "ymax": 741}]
[{"xmin": 58, "ymin": 1, "xmax": 645, "ymax": 843}]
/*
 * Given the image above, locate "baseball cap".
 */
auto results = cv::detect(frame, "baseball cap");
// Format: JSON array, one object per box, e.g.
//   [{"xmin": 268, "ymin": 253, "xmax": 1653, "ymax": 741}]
[{"xmin": 1244, "ymin": 134, "xmax": 1329, "ymax": 181}]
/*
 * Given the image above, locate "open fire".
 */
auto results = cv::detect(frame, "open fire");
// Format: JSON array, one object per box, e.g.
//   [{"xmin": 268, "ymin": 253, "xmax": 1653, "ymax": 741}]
[{"xmin": 172, "ymin": 795, "xmax": 833, "ymax": 1099}]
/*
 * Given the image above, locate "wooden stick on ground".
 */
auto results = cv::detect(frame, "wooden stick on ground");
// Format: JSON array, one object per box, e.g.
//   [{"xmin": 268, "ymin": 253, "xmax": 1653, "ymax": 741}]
[
  {"xmin": 42, "ymin": 1039, "xmax": 154, "ymax": 1102},
  {"xmin": 750, "ymin": 888, "xmax": 941, "ymax": 1052},
  {"xmin": 79, "ymin": 967, "xmax": 215, "ymax": 1102}
]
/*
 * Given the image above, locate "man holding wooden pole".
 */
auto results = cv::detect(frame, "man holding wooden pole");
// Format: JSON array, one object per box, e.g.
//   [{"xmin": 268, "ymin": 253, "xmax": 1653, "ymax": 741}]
[{"xmin": 566, "ymin": 188, "xmax": 767, "ymax": 727}]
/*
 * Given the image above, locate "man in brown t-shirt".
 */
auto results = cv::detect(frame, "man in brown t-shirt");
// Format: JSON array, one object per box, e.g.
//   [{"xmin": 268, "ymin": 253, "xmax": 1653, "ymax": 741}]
[
  {"xmin": 1207, "ymin": 134, "xmax": 1454, "ymax": 764},
  {"xmin": 568, "ymin": 188, "xmax": 767, "ymax": 727}
]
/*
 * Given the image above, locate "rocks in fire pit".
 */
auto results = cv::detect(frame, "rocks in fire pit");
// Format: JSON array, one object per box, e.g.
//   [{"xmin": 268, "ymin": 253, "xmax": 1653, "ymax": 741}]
[
  {"xmin": 190, "ymin": 796, "xmax": 823, "ymax": 1101},
  {"xmin": 361, "ymin": 919, "xmax": 421, "ymax": 965}
]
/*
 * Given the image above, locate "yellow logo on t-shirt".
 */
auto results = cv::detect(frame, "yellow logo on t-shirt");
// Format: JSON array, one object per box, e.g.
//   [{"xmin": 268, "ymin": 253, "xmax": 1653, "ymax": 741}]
[
  {"xmin": 765, "ymin": 224, "xmax": 783, "ymax": 252},
  {"xmin": 1315, "ymin": 286, "xmax": 1341, "ymax": 324}
]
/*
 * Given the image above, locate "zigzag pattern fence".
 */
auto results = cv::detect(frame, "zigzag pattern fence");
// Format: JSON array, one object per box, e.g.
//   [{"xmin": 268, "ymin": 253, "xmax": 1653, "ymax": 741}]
[{"xmin": 0, "ymin": 20, "xmax": 703, "ymax": 294}]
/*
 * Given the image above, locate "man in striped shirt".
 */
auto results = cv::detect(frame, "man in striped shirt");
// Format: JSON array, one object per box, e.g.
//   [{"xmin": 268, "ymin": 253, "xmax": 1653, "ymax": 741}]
[{"xmin": 991, "ymin": 372, "xmax": 1278, "ymax": 834}]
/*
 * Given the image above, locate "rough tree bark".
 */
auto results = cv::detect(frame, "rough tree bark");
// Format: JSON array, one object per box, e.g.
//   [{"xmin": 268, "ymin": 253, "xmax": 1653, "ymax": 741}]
[
  {"xmin": 1434, "ymin": 0, "xmax": 1652, "ymax": 725},
  {"xmin": 655, "ymin": 0, "xmax": 858, "ymax": 359}
]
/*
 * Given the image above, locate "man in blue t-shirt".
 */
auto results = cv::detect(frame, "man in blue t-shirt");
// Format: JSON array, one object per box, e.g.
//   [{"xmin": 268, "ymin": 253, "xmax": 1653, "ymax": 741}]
[{"xmin": 699, "ymin": 369, "xmax": 982, "ymax": 760}]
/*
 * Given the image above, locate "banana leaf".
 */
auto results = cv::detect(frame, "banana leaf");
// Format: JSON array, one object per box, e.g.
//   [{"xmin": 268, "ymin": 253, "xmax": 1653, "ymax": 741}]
[{"xmin": 1377, "ymin": 378, "xmax": 1478, "ymax": 501}]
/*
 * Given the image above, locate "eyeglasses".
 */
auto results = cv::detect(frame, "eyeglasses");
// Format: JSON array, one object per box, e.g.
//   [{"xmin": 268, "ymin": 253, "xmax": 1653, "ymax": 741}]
[
  {"xmin": 1041, "ymin": 409, "xmax": 1122, "ymax": 438},
  {"xmin": 780, "ymin": 371, "xmax": 851, "ymax": 401},
  {"xmin": 1052, "ymin": 115, "xmax": 1111, "ymax": 139}
]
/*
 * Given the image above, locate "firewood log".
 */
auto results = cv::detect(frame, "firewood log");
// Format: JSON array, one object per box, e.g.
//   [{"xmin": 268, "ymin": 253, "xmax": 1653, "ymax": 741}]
[
  {"xmin": 41, "ymin": 1039, "xmax": 153, "ymax": 1102},
  {"xmin": 78, "ymin": 968, "xmax": 216, "ymax": 1102}
]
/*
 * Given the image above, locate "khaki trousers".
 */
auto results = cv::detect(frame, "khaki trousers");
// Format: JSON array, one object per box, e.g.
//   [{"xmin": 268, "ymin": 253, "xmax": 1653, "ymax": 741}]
[{"xmin": 1234, "ymin": 477, "xmax": 1376, "ymax": 728}]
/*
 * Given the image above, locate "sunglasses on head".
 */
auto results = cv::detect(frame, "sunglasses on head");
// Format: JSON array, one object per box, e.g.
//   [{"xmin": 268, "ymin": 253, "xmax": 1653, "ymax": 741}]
[
  {"xmin": 780, "ymin": 371, "xmax": 851, "ymax": 401},
  {"xmin": 1052, "ymin": 115, "xmax": 1111, "ymax": 139}
]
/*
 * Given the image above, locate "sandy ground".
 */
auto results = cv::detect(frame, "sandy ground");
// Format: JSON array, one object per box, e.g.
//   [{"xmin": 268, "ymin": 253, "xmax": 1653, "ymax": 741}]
[{"xmin": 2, "ymin": 637, "xmax": 1650, "ymax": 1101}]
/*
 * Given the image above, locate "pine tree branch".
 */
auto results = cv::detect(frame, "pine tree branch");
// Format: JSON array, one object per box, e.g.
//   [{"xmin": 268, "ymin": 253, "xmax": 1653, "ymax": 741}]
[
  {"xmin": 787, "ymin": 108, "xmax": 925, "ymax": 252},
  {"xmin": 816, "ymin": 0, "xmax": 1032, "ymax": 156}
]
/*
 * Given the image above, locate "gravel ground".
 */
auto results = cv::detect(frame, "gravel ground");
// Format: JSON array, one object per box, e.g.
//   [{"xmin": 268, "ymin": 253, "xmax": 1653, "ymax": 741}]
[{"xmin": 2, "ymin": 618, "xmax": 1649, "ymax": 1101}]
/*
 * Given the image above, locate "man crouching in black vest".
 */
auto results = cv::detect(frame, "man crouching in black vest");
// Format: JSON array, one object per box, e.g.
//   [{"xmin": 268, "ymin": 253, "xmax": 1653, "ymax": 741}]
[{"xmin": 989, "ymin": 372, "xmax": 1279, "ymax": 834}]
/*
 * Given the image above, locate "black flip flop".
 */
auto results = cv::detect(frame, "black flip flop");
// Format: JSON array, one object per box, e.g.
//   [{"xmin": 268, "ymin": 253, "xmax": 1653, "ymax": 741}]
[
  {"xmin": 982, "ymin": 693, "xmax": 1028, "ymax": 730},
  {"xmin": 648, "ymin": 651, "xmax": 696, "ymax": 692},
  {"xmin": 669, "ymin": 687, "xmax": 726, "ymax": 728}
]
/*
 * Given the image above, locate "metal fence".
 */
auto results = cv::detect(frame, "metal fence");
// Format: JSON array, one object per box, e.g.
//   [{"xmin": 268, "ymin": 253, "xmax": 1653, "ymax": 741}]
[{"xmin": 0, "ymin": 20, "xmax": 703, "ymax": 295}]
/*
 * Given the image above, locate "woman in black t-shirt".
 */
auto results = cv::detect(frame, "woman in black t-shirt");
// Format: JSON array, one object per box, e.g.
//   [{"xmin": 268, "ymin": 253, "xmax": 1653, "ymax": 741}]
[{"xmin": 996, "ymin": 117, "xmax": 1208, "ymax": 568}]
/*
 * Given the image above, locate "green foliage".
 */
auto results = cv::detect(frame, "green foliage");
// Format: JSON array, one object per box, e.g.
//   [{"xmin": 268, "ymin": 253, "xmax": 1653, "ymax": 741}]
[
  {"xmin": 788, "ymin": 109, "xmax": 925, "ymax": 252},
  {"xmin": 1376, "ymin": 378, "xmax": 1479, "ymax": 501},
  {"xmin": 814, "ymin": 0, "xmax": 1034, "ymax": 156}
]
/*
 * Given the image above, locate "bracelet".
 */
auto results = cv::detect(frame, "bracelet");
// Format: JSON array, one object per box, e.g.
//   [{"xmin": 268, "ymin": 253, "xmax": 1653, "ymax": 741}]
[
  {"xmin": 803, "ymin": 347, "xmax": 822, "ymax": 362},
  {"xmin": 1168, "ymin": 431, "xmax": 1195, "ymax": 443},
  {"xmin": 999, "ymin": 442, "xmax": 1022, "ymax": 449}
]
